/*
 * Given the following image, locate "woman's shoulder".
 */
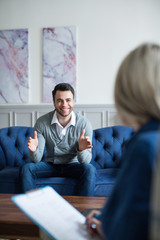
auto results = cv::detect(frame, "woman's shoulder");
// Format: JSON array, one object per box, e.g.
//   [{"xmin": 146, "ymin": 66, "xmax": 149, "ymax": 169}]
[{"xmin": 132, "ymin": 130, "xmax": 158, "ymax": 150}]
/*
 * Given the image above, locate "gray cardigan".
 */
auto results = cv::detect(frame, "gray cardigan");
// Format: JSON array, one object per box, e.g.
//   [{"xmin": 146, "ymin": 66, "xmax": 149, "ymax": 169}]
[{"xmin": 29, "ymin": 110, "xmax": 92, "ymax": 164}]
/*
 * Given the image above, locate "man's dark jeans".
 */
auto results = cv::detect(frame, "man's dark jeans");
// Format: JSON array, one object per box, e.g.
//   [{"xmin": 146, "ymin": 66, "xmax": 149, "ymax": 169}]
[{"xmin": 21, "ymin": 162, "xmax": 96, "ymax": 196}]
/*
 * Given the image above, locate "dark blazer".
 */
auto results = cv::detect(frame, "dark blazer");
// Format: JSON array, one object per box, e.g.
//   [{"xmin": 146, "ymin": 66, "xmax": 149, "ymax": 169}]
[{"xmin": 101, "ymin": 118, "xmax": 160, "ymax": 240}]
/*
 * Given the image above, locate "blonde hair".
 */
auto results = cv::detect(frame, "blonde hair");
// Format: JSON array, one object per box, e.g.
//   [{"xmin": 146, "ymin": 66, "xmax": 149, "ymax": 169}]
[{"xmin": 114, "ymin": 43, "xmax": 160, "ymax": 126}]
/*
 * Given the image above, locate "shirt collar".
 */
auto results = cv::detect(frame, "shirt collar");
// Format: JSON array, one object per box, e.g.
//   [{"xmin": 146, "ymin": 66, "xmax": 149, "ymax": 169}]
[{"xmin": 51, "ymin": 111, "xmax": 76, "ymax": 127}]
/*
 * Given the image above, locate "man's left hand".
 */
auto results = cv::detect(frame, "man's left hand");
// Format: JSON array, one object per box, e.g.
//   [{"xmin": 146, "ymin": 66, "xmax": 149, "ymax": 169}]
[{"xmin": 78, "ymin": 129, "xmax": 93, "ymax": 151}]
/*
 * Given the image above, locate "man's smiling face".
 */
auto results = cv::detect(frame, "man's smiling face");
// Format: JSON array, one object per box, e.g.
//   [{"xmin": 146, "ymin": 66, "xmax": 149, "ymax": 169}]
[{"xmin": 53, "ymin": 90, "xmax": 74, "ymax": 118}]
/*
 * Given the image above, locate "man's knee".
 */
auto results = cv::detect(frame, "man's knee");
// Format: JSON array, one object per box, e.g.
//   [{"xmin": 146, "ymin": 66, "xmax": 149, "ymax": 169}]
[
  {"xmin": 21, "ymin": 162, "xmax": 34, "ymax": 175},
  {"xmin": 83, "ymin": 163, "xmax": 96, "ymax": 176}
]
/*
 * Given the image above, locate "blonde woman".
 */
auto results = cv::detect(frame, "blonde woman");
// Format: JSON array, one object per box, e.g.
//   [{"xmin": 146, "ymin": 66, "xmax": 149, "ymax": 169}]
[{"xmin": 86, "ymin": 43, "xmax": 160, "ymax": 240}]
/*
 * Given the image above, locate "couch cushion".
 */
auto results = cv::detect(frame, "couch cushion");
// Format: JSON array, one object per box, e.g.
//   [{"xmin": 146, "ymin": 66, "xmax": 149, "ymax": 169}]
[
  {"xmin": 0, "ymin": 167, "xmax": 21, "ymax": 193},
  {"xmin": 0, "ymin": 127, "xmax": 34, "ymax": 169},
  {"xmin": 91, "ymin": 126, "xmax": 133, "ymax": 169},
  {"xmin": 0, "ymin": 167, "xmax": 118, "ymax": 196},
  {"xmin": 94, "ymin": 168, "xmax": 119, "ymax": 197}
]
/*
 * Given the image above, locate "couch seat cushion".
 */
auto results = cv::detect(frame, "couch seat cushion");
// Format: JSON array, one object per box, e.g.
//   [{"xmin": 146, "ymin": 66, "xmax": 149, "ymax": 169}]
[
  {"xmin": 94, "ymin": 168, "xmax": 119, "ymax": 197},
  {"xmin": 0, "ymin": 167, "xmax": 20, "ymax": 193}
]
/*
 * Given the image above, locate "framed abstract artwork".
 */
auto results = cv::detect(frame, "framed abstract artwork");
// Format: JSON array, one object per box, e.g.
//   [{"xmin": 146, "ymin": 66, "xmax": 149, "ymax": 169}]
[
  {"xmin": 0, "ymin": 29, "xmax": 29, "ymax": 103},
  {"xmin": 42, "ymin": 26, "xmax": 77, "ymax": 103}
]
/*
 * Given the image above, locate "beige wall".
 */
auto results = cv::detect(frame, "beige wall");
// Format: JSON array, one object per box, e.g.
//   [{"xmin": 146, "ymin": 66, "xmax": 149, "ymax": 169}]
[{"xmin": 0, "ymin": 0, "xmax": 160, "ymax": 104}]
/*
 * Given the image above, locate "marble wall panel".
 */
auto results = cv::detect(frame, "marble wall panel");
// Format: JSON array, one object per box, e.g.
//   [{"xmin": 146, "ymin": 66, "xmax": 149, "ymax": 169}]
[
  {"xmin": 0, "ymin": 29, "xmax": 29, "ymax": 103},
  {"xmin": 42, "ymin": 26, "xmax": 77, "ymax": 102}
]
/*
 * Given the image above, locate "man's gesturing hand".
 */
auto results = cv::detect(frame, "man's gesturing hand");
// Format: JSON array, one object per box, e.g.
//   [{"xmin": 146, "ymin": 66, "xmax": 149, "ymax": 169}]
[
  {"xmin": 28, "ymin": 130, "xmax": 38, "ymax": 152},
  {"xmin": 78, "ymin": 129, "xmax": 93, "ymax": 151}
]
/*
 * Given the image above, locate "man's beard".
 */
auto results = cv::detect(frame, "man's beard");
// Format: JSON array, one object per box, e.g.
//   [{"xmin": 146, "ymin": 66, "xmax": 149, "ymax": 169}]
[{"xmin": 55, "ymin": 108, "xmax": 72, "ymax": 118}]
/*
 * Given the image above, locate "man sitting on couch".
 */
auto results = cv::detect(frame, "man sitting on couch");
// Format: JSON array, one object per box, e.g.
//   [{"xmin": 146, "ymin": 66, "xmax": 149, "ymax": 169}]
[{"xmin": 21, "ymin": 83, "xmax": 96, "ymax": 196}]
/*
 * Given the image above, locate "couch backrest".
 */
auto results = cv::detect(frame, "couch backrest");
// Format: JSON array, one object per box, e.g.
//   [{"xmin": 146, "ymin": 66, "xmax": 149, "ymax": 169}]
[
  {"xmin": 0, "ymin": 126, "xmax": 33, "ymax": 169},
  {"xmin": 91, "ymin": 125, "xmax": 133, "ymax": 169},
  {"xmin": 0, "ymin": 125, "xmax": 133, "ymax": 170}
]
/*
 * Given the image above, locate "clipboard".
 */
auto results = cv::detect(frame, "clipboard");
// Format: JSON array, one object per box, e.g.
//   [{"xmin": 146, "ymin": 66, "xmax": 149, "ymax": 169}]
[{"xmin": 11, "ymin": 186, "xmax": 100, "ymax": 240}]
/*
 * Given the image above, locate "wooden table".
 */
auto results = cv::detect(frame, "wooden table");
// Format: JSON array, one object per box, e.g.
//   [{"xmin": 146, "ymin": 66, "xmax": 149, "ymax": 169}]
[{"xmin": 0, "ymin": 194, "xmax": 107, "ymax": 240}]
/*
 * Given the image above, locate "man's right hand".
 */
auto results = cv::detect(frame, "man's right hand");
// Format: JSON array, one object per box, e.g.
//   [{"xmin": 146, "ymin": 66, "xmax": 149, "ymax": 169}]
[{"xmin": 28, "ymin": 130, "xmax": 38, "ymax": 152}]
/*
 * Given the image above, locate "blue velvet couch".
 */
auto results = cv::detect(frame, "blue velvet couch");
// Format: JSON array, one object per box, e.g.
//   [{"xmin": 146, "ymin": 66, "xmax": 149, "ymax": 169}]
[{"xmin": 0, "ymin": 125, "xmax": 133, "ymax": 197}]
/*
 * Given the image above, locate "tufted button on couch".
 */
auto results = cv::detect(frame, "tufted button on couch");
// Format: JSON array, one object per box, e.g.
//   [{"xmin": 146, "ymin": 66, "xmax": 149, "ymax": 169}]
[{"xmin": 0, "ymin": 125, "xmax": 133, "ymax": 196}]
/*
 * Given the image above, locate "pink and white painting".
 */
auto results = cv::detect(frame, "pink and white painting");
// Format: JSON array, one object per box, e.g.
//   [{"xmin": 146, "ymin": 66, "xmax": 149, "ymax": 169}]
[
  {"xmin": 0, "ymin": 29, "xmax": 29, "ymax": 103},
  {"xmin": 43, "ymin": 26, "xmax": 77, "ymax": 102}
]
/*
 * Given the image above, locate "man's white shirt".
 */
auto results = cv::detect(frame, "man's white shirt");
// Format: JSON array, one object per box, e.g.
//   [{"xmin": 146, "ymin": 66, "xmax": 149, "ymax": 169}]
[{"xmin": 51, "ymin": 111, "xmax": 76, "ymax": 140}]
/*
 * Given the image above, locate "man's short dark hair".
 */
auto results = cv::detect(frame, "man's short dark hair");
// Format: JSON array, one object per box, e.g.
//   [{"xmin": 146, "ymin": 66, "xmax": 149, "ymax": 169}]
[{"xmin": 52, "ymin": 83, "xmax": 75, "ymax": 100}]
